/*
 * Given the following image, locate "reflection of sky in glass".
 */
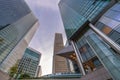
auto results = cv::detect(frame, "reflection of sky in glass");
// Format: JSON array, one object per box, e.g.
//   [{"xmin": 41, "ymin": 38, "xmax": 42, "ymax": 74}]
[
  {"xmin": 59, "ymin": 0, "xmax": 110, "ymax": 39},
  {"xmin": 0, "ymin": 0, "xmax": 30, "ymax": 26},
  {"xmin": 105, "ymin": 10, "xmax": 120, "ymax": 21}
]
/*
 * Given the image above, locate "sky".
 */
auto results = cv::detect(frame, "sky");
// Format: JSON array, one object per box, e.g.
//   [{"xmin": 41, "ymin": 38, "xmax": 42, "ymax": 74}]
[{"xmin": 25, "ymin": 0, "xmax": 67, "ymax": 75}]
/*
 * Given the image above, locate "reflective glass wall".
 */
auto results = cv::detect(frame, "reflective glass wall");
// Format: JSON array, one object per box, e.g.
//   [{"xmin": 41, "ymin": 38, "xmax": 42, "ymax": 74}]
[
  {"xmin": 59, "ymin": 0, "xmax": 111, "ymax": 73},
  {"xmin": 59, "ymin": 0, "xmax": 120, "ymax": 79},
  {"xmin": 59, "ymin": 0, "xmax": 110, "ymax": 39},
  {"xmin": 78, "ymin": 3, "xmax": 120, "ymax": 79},
  {"xmin": 0, "ymin": 0, "xmax": 38, "ymax": 73},
  {"xmin": 96, "ymin": 3, "xmax": 120, "ymax": 46},
  {"xmin": 0, "ymin": 0, "xmax": 30, "ymax": 29},
  {"xmin": 0, "ymin": 13, "xmax": 37, "ymax": 72}
]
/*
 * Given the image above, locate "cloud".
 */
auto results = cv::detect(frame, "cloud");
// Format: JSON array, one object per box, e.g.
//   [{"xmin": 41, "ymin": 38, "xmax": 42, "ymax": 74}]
[{"xmin": 25, "ymin": 0, "xmax": 67, "ymax": 76}]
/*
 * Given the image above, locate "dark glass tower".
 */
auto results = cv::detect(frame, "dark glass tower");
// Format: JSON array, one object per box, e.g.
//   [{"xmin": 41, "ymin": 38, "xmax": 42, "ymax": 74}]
[
  {"xmin": 59, "ymin": 0, "xmax": 120, "ymax": 80},
  {"xmin": 59, "ymin": 0, "xmax": 111, "ymax": 39},
  {"xmin": 0, "ymin": 0, "xmax": 39, "ymax": 73},
  {"xmin": 0, "ymin": 0, "xmax": 30, "ymax": 29}
]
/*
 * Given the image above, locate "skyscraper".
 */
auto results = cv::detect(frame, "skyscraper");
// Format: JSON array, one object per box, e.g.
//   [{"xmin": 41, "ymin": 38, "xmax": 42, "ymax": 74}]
[
  {"xmin": 0, "ymin": 0, "xmax": 39, "ymax": 74},
  {"xmin": 17, "ymin": 48, "xmax": 41, "ymax": 77},
  {"xmin": 59, "ymin": 0, "xmax": 120, "ymax": 80},
  {"xmin": 52, "ymin": 33, "xmax": 69, "ymax": 73},
  {"xmin": 59, "ymin": 0, "xmax": 114, "ymax": 39}
]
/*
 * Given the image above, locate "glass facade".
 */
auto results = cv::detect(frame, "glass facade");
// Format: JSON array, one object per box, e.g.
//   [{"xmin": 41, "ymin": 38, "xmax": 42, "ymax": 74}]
[
  {"xmin": 18, "ymin": 48, "xmax": 41, "ymax": 77},
  {"xmin": 0, "ymin": 0, "xmax": 30, "ymax": 29},
  {"xmin": 59, "ymin": 0, "xmax": 120, "ymax": 79},
  {"xmin": 59, "ymin": 0, "xmax": 112, "ymax": 74},
  {"xmin": 77, "ymin": 37, "xmax": 95, "ymax": 62},
  {"xmin": 0, "ymin": 0, "xmax": 38, "ymax": 73},
  {"xmin": 96, "ymin": 3, "xmax": 120, "ymax": 46},
  {"xmin": 59, "ymin": 0, "xmax": 110, "ymax": 39},
  {"xmin": 86, "ymin": 33, "xmax": 120, "ymax": 80},
  {"xmin": 76, "ymin": 4, "xmax": 120, "ymax": 77}
]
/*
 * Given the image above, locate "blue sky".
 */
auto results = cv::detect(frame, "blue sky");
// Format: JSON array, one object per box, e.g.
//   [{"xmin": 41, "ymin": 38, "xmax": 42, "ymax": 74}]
[{"xmin": 25, "ymin": 0, "xmax": 67, "ymax": 75}]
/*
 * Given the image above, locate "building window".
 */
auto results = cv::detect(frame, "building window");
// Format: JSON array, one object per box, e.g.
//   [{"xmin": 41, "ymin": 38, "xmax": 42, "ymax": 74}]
[
  {"xmin": 102, "ymin": 26, "xmax": 112, "ymax": 35},
  {"xmin": 93, "ymin": 58, "xmax": 102, "ymax": 68}
]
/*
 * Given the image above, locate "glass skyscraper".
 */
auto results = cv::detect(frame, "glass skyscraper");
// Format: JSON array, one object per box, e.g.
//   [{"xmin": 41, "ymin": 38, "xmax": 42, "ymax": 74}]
[
  {"xmin": 0, "ymin": 0, "xmax": 39, "ymax": 74},
  {"xmin": 59, "ymin": 0, "xmax": 112, "ymax": 39},
  {"xmin": 17, "ymin": 48, "xmax": 41, "ymax": 77},
  {"xmin": 59, "ymin": 0, "xmax": 120, "ymax": 80}
]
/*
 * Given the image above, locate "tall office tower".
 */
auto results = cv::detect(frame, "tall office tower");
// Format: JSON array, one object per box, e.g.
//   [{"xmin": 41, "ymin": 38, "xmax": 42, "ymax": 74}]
[
  {"xmin": 52, "ymin": 33, "xmax": 69, "ymax": 73},
  {"xmin": 17, "ymin": 48, "xmax": 41, "ymax": 77},
  {"xmin": 59, "ymin": 0, "xmax": 120, "ymax": 80},
  {"xmin": 0, "ymin": 0, "xmax": 39, "ymax": 74}
]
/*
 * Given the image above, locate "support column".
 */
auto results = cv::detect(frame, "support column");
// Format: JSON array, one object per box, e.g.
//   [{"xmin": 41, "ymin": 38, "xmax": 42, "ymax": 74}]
[{"xmin": 71, "ymin": 41, "xmax": 86, "ymax": 75}]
